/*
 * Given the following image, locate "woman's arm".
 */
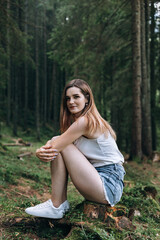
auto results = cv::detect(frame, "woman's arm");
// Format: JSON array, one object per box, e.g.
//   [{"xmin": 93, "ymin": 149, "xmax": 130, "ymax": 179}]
[
  {"xmin": 36, "ymin": 117, "xmax": 87, "ymax": 162},
  {"xmin": 49, "ymin": 117, "xmax": 87, "ymax": 151}
]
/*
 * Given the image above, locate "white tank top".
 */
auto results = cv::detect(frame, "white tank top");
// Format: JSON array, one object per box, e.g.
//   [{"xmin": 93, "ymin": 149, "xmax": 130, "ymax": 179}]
[{"xmin": 74, "ymin": 132, "xmax": 124, "ymax": 167}]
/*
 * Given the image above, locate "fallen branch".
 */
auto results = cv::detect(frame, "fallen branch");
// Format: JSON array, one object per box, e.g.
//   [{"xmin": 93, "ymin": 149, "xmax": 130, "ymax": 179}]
[
  {"xmin": 12, "ymin": 190, "xmax": 30, "ymax": 199},
  {"xmin": 3, "ymin": 138, "xmax": 31, "ymax": 147},
  {"xmin": 3, "ymin": 143, "xmax": 31, "ymax": 147},
  {"xmin": 17, "ymin": 152, "xmax": 32, "ymax": 159}
]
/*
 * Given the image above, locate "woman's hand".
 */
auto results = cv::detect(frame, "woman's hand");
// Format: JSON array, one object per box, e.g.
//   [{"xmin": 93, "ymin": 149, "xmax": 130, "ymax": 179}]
[
  {"xmin": 36, "ymin": 136, "xmax": 60, "ymax": 162},
  {"xmin": 36, "ymin": 144, "xmax": 59, "ymax": 162}
]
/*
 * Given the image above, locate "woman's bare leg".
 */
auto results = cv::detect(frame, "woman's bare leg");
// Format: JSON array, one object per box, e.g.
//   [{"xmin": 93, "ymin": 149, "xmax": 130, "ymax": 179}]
[
  {"xmin": 25, "ymin": 144, "xmax": 107, "ymax": 219},
  {"xmin": 50, "ymin": 154, "xmax": 68, "ymax": 207},
  {"xmin": 61, "ymin": 144, "xmax": 108, "ymax": 204},
  {"xmin": 25, "ymin": 153, "xmax": 69, "ymax": 218}
]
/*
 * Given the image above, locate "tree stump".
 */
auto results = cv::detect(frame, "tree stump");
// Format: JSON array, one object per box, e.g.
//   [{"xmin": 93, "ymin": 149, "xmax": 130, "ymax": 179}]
[
  {"xmin": 83, "ymin": 201, "xmax": 135, "ymax": 231},
  {"xmin": 152, "ymin": 151, "xmax": 160, "ymax": 162}
]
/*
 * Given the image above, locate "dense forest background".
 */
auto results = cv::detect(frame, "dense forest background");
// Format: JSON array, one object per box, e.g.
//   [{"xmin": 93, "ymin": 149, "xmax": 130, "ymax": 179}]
[{"xmin": 0, "ymin": 0, "xmax": 160, "ymax": 159}]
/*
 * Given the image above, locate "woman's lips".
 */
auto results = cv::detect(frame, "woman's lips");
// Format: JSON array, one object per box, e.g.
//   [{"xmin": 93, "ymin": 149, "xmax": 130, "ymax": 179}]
[{"xmin": 69, "ymin": 106, "xmax": 77, "ymax": 109}]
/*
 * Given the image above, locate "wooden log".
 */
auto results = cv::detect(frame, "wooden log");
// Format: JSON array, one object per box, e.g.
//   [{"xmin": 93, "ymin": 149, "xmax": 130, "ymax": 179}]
[
  {"xmin": 3, "ymin": 143, "xmax": 31, "ymax": 147},
  {"xmin": 17, "ymin": 152, "xmax": 32, "ymax": 159},
  {"xmin": 3, "ymin": 138, "xmax": 31, "ymax": 147}
]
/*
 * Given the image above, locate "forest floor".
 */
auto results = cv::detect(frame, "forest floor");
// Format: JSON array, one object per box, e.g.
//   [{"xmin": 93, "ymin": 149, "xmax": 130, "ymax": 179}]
[{"xmin": 0, "ymin": 126, "xmax": 160, "ymax": 240}]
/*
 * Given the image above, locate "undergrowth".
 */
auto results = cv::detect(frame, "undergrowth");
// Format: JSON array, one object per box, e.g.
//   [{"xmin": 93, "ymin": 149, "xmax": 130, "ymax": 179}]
[{"xmin": 0, "ymin": 124, "xmax": 160, "ymax": 239}]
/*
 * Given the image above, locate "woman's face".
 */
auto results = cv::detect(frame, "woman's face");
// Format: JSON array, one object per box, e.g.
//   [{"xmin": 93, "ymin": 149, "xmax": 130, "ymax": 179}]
[{"xmin": 66, "ymin": 87, "xmax": 88, "ymax": 118}]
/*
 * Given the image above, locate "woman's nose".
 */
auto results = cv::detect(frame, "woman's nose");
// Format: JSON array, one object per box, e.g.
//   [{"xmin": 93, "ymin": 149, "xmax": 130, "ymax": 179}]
[{"xmin": 69, "ymin": 98, "xmax": 74, "ymax": 104}]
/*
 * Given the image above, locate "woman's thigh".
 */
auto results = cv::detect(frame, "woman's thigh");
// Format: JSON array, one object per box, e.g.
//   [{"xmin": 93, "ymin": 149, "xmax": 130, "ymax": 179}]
[{"xmin": 61, "ymin": 144, "xmax": 108, "ymax": 204}]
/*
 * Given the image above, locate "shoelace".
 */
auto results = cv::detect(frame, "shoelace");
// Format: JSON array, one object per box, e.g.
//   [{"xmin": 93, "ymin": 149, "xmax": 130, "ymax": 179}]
[
  {"xmin": 33, "ymin": 200, "xmax": 69, "ymax": 210},
  {"xmin": 34, "ymin": 200, "xmax": 51, "ymax": 209}
]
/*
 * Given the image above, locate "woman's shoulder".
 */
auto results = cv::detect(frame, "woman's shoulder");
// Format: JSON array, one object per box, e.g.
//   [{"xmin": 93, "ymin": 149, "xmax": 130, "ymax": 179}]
[{"xmin": 75, "ymin": 116, "xmax": 88, "ymax": 126}]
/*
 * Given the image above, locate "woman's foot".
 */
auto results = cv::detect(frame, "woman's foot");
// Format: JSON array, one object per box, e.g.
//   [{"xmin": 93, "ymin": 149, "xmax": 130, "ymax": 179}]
[{"xmin": 25, "ymin": 199, "xmax": 69, "ymax": 219}]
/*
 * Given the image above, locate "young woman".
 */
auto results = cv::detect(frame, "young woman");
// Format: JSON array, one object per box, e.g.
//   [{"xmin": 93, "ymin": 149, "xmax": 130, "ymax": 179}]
[{"xmin": 25, "ymin": 79, "xmax": 125, "ymax": 219}]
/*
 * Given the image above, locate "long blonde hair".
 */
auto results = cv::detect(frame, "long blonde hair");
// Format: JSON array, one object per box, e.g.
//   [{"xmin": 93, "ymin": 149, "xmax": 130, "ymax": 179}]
[{"xmin": 60, "ymin": 79, "xmax": 116, "ymax": 140}]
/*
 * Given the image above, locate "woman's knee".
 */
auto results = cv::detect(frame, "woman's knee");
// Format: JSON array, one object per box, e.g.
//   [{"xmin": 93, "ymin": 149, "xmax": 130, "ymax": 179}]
[{"xmin": 61, "ymin": 144, "xmax": 75, "ymax": 154}]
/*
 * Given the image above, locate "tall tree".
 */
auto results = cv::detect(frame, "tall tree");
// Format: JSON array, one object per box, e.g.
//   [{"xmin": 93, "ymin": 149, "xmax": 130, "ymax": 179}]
[
  {"xmin": 12, "ymin": 1, "xmax": 21, "ymax": 136},
  {"xmin": 131, "ymin": 0, "xmax": 142, "ymax": 158},
  {"xmin": 43, "ymin": 1, "xmax": 47, "ymax": 125},
  {"xmin": 24, "ymin": 0, "xmax": 29, "ymax": 128},
  {"xmin": 35, "ymin": 0, "xmax": 40, "ymax": 140},
  {"xmin": 150, "ymin": 1, "xmax": 156, "ymax": 150},
  {"xmin": 145, "ymin": 0, "xmax": 150, "ymax": 76},
  {"xmin": 49, "ymin": 62, "xmax": 56, "ymax": 121},
  {"xmin": 7, "ymin": 0, "xmax": 11, "ymax": 126},
  {"xmin": 141, "ymin": 0, "xmax": 152, "ymax": 156},
  {"xmin": 13, "ymin": 74, "xmax": 18, "ymax": 136}
]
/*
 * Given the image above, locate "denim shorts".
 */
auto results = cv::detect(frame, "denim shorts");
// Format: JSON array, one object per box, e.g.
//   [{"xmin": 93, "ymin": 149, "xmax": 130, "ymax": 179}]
[{"xmin": 95, "ymin": 164, "xmax": 125, "ymax": 206}]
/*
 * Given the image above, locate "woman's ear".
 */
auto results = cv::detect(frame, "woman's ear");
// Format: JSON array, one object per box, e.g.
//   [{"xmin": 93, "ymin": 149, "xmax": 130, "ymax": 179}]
[
  {"xmin": 85, "ymin": 97, "xmax": 89, "ymax": 106},
  {"xmin": 85, "ymin": 93, "xmax": 89, "ymax": 103}
]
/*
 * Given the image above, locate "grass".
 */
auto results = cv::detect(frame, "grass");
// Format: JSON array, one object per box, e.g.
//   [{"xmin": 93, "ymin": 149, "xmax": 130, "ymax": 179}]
[{"xmin": 0, "ymin": 124, "xmax": 160, "ymax": 239}]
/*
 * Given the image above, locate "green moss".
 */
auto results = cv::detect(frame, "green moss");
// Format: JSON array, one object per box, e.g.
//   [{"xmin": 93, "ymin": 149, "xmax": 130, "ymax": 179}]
[{"xmin": 0, "ymin": 125, "xmax": 160, "ymax": 239}]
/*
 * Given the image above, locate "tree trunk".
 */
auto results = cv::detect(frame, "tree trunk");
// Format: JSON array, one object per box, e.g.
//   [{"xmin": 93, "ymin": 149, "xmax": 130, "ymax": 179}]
[
  {"xmin": 53, "ymin": 66, "xmax": 60, "ymax": 127},
  {"xmin": 13, "ymin": 3, "xmax": 20, "ymax": 136},
  {"xmin": 7, "ymin": 0, "xmax": 11, "ymax": 126},
  {"xmin": 24, "ymin": 0, "xmax": 28, "ymax": 129},
  {"xmin": 141, "ymin": 0, "xmax": 152, "ymax": 156},
  {"xmin": 43, "ymin": 2, "xmax": 47, "ymax": 125},
  {"xmin": 150, "ymin": 1, "xmax": 156, "ymax": 150},
  {"xmin": 13, "ymin": 74, "xmax": 18, "ymax": 136},
  {"xmin": 145, "ymin": 0, "xmax": 150, "ymax": 72},
  {"xmin": 131, "ymin": 0, "xmax": 142, "ymax": 159},
  {"xmin": 49, "ymin": 63, "xmax": 56, "ymax": 121},
  {"xmin": 35, "ymin": 0, "xmax": 40, "ymax": 140}
]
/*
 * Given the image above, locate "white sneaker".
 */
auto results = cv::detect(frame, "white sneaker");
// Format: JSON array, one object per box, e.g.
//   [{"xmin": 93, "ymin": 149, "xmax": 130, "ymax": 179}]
[{"xmin": 25, "ymin": 199, "xmax": 70, "ymax": 219}]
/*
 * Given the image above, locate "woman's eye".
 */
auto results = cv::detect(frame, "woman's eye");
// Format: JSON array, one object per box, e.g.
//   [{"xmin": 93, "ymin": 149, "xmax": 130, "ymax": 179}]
[{"xmin": 74, "ymin": 95, "xmax": 79, "ymax": 99}]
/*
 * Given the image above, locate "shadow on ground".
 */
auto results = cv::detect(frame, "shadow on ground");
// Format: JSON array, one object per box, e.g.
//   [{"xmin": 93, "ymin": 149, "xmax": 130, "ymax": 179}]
[{"xmin": 1, "ymin": 217, "xmax": 72, "ymax": 240}]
